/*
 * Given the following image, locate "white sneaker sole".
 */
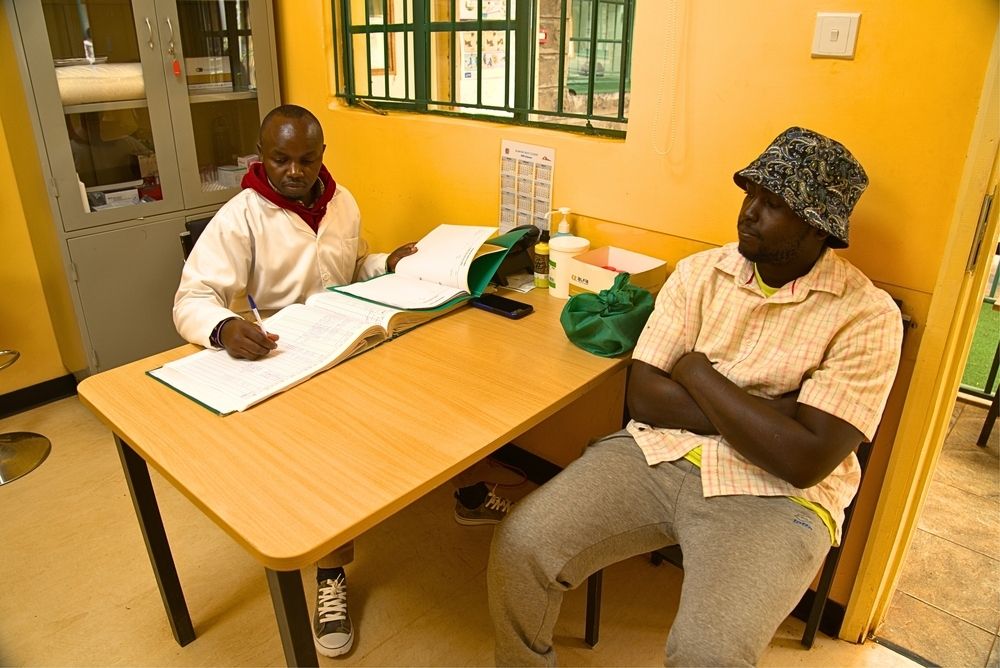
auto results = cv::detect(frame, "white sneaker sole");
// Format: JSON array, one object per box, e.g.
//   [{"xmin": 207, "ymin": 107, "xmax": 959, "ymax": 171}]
[
  {"xmin": 315, "ymin": 632, "xmax": 353, "ymax": 658},
  {"xmin": 454, "ymin": 513, "xmax": 502, "ymax": 526}
]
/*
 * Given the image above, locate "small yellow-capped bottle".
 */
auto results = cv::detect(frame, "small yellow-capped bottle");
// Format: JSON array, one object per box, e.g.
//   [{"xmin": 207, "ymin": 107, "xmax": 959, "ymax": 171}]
[{"xmin": 533, "ymin": 231, "xmax": 550, "ymax": 289}]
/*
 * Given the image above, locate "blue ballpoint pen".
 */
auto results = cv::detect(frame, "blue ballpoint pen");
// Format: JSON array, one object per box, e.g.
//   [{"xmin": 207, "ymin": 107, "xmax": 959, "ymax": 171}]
[{"xmin": 246, "ymin": 294, "xmax": 269, "ymax": 336}]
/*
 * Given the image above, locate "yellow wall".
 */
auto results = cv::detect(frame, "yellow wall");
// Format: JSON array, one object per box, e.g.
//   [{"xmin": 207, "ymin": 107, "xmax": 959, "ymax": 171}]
[
  {"xmin": 278, "ymin": 1, "xmax": 995, "ymax": 296},
  {"xmin": 0, "ymin": 120, "xmax": 66, "ymax": 391},
  {"xmin": 0, "ymin": 2, "xmax": 75, "ymax": 392}
]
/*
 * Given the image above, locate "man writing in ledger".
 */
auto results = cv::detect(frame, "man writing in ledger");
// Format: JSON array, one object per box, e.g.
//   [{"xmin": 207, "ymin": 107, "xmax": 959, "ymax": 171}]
[
  {"xmin": 174, "ymin": 104, "xmax": 418, "ymax": 657},
  {"xmin": 488, "ymin": 127, "xmax": 903, "ymax": 666},
  {"xmin": 174, "ymin": 104, "xmax": 513, "ymax": 657}
]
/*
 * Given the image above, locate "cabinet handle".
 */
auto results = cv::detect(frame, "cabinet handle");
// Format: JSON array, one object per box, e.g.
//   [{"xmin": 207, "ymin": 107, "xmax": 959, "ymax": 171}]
[
  {"xmin": 145, "ymin": 18, "xmax": 154, "ymax": 49},
  {"xmin": 164, "ymin": 16, "xmax": 181, "ymax": 76},
  {"xmin": 165, "ymin": 17, "xmax": 175, "ymax": 53}
]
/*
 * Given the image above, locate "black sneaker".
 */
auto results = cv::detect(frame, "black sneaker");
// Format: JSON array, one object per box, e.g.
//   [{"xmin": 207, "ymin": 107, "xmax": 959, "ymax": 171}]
[
  {"xmin": 454, "ymin": 488, "xmax": 513, "ymax": 525},
  {"xmin": 314, "ymin": 574, "xmax": 353, "ymax": 657}
]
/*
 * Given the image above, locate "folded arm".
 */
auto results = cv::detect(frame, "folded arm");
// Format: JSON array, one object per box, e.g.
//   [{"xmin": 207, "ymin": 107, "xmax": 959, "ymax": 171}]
[
  {"xmin": 628, "ymin": 356, "xmax": 863, "ymax": 489},
  {"xmin": 627, "ymin": 361, "xmax": 718, "ymax": 435}
]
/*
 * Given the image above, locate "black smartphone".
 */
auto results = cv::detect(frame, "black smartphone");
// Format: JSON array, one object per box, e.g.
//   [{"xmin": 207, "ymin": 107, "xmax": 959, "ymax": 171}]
[{"xmin": 471, "ymin": 293, "xmax": 534, "ymax": 319}]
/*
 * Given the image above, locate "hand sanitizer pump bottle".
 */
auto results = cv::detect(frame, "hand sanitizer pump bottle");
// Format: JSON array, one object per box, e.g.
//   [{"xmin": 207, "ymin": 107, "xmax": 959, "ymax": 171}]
[
  {"xmin": 550, "ymin": 207, "xmax": 572, "ymax": 237},
  {"xmin": 542, "ymin": 206, "xmax": 585, "ymax": 297}
]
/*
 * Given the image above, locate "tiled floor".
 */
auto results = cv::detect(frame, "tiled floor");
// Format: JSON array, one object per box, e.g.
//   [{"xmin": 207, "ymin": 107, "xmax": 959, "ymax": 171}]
[
  {"xmin": 1, "ymin": 395, "xmax": 921, "ymax": 667},
  {"xmin": 876, "ymin": 400, "xmax": 1000, "ymax": 667}
]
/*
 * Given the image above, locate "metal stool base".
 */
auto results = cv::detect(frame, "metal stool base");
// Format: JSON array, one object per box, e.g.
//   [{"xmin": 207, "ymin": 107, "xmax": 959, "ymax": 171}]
[{"xmin": 0, "ymin": 432, "xmax": 51, "ymax": 485}]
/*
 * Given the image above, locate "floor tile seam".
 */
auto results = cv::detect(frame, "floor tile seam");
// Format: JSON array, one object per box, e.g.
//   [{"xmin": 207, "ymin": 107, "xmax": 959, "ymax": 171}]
[
  {"xmin": 870, "ymin": 635, "xmax": 939, "ymax": 668},
  {"xmin": 899, "ymin": 590, "xmax": 1000, "ymax": 635},
  {"xmin": 352, "ymin": 564, "xmax": 490, "ymax": 662},
  {"xmin": 928, "ymin": 476, "xmax": 1000, "ymax": 503},
  {"xmin": 915, "ymin": 526, "xmax": 1000, "ymax": 562},
  {"xmin": 944, "ymin": 404, "xmax": 965, "ymax": 441},
  {"xmin": 940, "ymin": 431, "xmax": 1000, "ymax": 450},
  {"xmin": 354, "ymin": 625, "xmax": 402, "ymax": 663},
  {"xmin": 352, "ymin": 588, "xmax": 469, "ymax": 662}
]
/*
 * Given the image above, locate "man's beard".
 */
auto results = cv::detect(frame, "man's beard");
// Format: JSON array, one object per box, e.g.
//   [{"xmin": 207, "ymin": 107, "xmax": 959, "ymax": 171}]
[{"xmin": 737, "ymin": 225, "xmax": 811, "ymax": 265}]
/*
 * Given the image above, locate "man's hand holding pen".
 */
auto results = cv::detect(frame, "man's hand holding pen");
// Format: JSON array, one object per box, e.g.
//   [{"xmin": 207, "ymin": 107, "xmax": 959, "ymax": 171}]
[
  {"xmin": 219, "ymin": 315, "xmax": 279, "ymax": 360},
  {"xmin": 217, "ymin": 293, "xmax": 279, "ymax": 360},
  {"xmin": 217, "ymin": 244, "xmax": 420, "ymax": 360}
]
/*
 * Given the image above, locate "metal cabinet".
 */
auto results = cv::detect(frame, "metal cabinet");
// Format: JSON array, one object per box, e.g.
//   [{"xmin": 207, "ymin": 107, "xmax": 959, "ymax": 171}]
[
  {"xmin": 6, "ymin": 0, "xmax": 279, "ymax": 373},
  {"xmin": 66, "ymin": 217, "xmax": 192, "ymax": 371}
]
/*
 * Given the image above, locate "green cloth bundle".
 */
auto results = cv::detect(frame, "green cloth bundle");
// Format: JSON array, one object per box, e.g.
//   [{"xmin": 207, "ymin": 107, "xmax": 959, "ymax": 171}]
[{"xmin": 559, "ymin": 273, "xmax": 654, "ymax": 357}]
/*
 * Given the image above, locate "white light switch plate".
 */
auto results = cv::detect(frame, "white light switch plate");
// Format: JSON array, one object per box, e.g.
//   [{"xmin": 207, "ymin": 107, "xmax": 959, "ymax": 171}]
[{"xmin": 812, "ymin": 12, "xmax": 860, "ymax": 59}]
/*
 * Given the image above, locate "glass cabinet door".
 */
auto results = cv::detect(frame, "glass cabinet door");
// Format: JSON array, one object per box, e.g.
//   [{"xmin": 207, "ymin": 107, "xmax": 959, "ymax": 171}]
[
  {"xmin": 162, "ymin": 0, "xmax": 278, "ymax": 209},
  {"xmin": 16, "ymin": 0, "xmax": 184, "ymax": 231}
]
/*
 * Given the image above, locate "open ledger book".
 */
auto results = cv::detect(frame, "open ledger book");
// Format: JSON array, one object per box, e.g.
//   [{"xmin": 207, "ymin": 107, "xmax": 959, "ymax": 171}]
[
  {"xmin": 147, "ymin": 290, "xmax": 462, "ymax": 415},
  {"xmin": 147, "ymin": 225, "xmax": 529, "ymax": 415},
  {"xmin": 333, "ymin": 224, "xmax": 510, "ymax": 309}
]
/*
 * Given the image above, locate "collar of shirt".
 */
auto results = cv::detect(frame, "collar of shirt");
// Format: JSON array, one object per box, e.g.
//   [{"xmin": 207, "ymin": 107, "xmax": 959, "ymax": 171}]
[{"xmin": 713, "ymin": 244, "xmax": 847, "ymax": 301}]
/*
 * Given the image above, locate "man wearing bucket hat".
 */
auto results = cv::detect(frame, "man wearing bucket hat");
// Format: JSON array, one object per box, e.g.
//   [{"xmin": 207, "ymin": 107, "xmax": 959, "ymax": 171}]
[{"xmin": 488, "ymin": 127, "xmax": 903, "ymax": 666}]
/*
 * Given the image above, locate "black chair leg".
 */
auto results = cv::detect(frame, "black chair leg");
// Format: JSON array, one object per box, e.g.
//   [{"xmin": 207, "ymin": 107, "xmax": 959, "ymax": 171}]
[
  {"xmin": 585, "ymin": 570, "xmax": 603, "ymax": 647},
  {"xmin": 801, "ymin": 441, "xmax": 873, "ymax": 647},
  {"xmin": 976, "ymin": 387, "xmax": 998, "ymax": 446},
  {"xmin": 801, "ymin": 546, "xmax": 840, "ymax": 648},
  {"xmin": 978, "ymin": 342, "xmax": 1000, "ymax": 447},
  {"xmin": 650, "ymin": 544, "xmax": 683, "ymax": 569}
]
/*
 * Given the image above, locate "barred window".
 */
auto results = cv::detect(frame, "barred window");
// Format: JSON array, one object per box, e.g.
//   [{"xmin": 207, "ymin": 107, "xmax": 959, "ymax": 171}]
[{"xmin": 332, "ymin": 0, "xmax": 635, "ymax": 136}]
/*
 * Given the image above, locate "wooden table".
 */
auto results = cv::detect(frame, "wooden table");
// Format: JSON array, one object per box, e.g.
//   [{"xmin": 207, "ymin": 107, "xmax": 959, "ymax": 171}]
[{"xmin": 77, "ymin": 289, "xmax": 628, "ymax": 666}]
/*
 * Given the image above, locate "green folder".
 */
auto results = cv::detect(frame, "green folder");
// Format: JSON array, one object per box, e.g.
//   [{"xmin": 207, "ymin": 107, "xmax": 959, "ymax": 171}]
[{"xmin": 331, "ymin": 226, "xmax": 530, "ymax": 312}]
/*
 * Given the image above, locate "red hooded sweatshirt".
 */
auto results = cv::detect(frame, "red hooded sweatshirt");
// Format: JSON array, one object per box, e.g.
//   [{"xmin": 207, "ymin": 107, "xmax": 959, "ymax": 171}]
[{"xmin": 240, "ymin": 161, "xmax": 337, "ymax": 233}]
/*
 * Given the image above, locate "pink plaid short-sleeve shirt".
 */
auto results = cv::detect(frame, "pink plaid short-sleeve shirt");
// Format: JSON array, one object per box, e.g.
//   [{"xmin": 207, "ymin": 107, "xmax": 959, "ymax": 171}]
[{"xmin": 627, "ymin": 243, "xmax": 902, "ymax": 543}]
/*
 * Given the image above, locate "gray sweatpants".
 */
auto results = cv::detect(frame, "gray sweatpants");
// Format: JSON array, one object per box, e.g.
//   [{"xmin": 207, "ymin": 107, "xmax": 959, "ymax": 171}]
[{"xmin": 488, "ymin": 431, "xmax": 830, "ymax": 667}]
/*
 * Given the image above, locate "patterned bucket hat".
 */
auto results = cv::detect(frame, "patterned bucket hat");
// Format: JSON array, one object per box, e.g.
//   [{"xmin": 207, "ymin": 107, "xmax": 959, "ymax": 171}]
[{"xmin": 733, "ymin": 127, "xmax": 868, "ymax": 248}]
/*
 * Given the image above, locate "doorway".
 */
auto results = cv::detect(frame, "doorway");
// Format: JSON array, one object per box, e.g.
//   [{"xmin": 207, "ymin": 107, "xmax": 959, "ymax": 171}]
[
  {"xmin": 842, "ymin": 29, "xmax": 1000, "ymax": 662},
  {"xmin": 873, "ymin": 247, "xmax": 999, "ymax": 666}
]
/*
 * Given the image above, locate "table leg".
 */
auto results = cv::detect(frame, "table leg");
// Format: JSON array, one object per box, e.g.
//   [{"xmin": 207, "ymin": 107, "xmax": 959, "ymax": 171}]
[
  {"xmin": 265, "ymin": 568, "xmax": 318, "ymax": 667},
  {"xmin": 116, "ymin": 435, "xmax": 195, "ymax": 646}
]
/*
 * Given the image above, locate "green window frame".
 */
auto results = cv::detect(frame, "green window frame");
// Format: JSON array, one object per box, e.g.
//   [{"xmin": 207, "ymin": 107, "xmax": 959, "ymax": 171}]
[
  {"xmin": 565, "ymin": 0, "xmax": 633, "ymax": 97},
  {"xmin": 331, "ymin": 0, "xmax": 636, "ymax": 136}
]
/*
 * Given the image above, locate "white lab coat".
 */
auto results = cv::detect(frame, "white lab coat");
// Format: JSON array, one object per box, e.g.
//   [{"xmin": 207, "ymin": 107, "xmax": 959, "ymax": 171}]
[{"xmin": 173, "ymin": 184, "xmax": 387, "ymax": 348}]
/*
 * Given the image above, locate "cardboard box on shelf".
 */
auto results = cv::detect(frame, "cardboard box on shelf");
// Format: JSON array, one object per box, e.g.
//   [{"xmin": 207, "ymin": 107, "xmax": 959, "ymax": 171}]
[
  {"xmin": 217, "ymin": 164, "xmax": 247, "ymax": 188},
  {"xmin": 567, "ymin": 247, "xmax": 667, "ymax": 296},
  {"xmin": 88, "ymin": 187, "xmax": 140, "ymax": 209},
  {"xmin": 85, "ymin": 178, "xmax": 144, "ymax": 209},
  {"xmin": 104, "ymin": 188, "xmax": 140, "ymax": 207},
  {"xmin": 185, "ymin": 56, "xmax": 231, "ymax": 85},
  {"xmin": 137, "ymin": 153, "xmax": 158, "ymax": 178}
]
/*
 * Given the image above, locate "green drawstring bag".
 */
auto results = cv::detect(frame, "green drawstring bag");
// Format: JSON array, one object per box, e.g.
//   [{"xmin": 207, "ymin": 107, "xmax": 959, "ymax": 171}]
[{"xmin": 559, "ymin": 272, "xmax": 655, "ymax": 357}]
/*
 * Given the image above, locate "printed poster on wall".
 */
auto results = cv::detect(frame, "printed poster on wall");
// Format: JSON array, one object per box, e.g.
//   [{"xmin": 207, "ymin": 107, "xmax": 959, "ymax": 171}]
[
  {"xmin": 460, "ymin": 31, "xmax": 506, "ymax": 80},
  {"xmin": 499, "ymin": 140, "xmax": 555, "ymax": 233},
  {"xmin": 459, "ymin": 0, "xmax": 507, "ymax": 20}
]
